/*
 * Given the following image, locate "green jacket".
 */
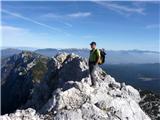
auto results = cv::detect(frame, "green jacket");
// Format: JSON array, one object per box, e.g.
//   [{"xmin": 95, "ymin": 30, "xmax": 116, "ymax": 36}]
[{"xmin": 89, "ymin": 49, "xmax": 101, "ymax": 63}]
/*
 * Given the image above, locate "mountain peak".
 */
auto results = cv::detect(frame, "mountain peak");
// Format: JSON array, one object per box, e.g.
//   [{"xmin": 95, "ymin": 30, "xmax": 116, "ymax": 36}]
[{"xmin": 1, "ymin": 52, "xmax": 151, "ymax": 120}]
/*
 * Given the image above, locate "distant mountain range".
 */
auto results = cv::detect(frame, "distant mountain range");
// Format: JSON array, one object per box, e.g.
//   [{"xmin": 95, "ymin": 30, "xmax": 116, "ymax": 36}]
[
  {"xmin": 1, "ymin": 48, "xmax": 22, "ymax": 59},
  {"xmin": 1, "ymin": 48, "xmax": 160, "ymax": 64}
]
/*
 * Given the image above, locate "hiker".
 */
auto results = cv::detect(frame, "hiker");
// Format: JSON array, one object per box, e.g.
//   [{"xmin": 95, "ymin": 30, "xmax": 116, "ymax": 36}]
[
  {"xmin": 89, "ymin": 42, "xmax": 106, "ymax": 86},
  {"xmin": 89, "ymin": 42, "xmax": 101, "ymax": 86}
]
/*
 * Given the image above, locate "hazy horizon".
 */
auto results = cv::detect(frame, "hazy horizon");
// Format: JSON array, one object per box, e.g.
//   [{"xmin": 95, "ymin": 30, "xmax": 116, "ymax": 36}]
[{"xmin": 1, "ymin": 46, "xmax": 160, "ymax": 52}]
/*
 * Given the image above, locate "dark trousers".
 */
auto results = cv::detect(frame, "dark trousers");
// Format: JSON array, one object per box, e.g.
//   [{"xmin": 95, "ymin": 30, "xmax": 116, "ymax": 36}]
[{"xmin": 89, "ymin": 62, "xmax": 98, "ymax": 86}]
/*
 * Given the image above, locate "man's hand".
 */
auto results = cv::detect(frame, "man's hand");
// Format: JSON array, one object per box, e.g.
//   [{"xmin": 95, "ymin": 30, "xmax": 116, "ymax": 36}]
[{"xmin": 96, "ymin": 56, "xmax": 100, "ymax": 65}]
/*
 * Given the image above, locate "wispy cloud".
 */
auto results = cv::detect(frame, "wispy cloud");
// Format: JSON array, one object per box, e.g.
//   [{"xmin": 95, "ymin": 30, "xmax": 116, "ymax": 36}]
[
  {"xmin": 67, "ymin": 12, "xmax": 91, "ymax": 18},
  {"xmin": 1, "ymin": 9, "xmax": 62, "ymax": 33},
  {"xmin": 41, "ymin": 12, "xmax": 91, "ymax": 19},
  {"xmin": 40, "ymin": 12, "xmax": 91, "ymax": 27},
  {"xmin": 94, "ymin": 1, "xmax": 145, "ymax": 16},
  {"xmin": 41, "ymin": 13, "xmax": 62, "ymax": 19},
  {"xmin": 1, "ymin": 25, "xmax": 31, "ymax": 47},
  {"xmin": 64, "ymin": 22, "xmax": 73, "ymax": 27},
  {"xmin": 40, "ymin": 13, "xmax": 73, "ymax": 28},
  {"xmin": 0, "ymin": 25, "xmax": 63, "ymax": 48},
  {"xmin": 145, "ymin": 24, "xmax": 160, "ymax": 29},
  {"xmin": 0, "ymin": 25, "xmax": 28, "ymax": 33}
]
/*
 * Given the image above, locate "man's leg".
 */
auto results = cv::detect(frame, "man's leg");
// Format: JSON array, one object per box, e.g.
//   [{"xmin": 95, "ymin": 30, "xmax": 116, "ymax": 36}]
[{"xmin": 89, "ymin": 64, "xmax": 97, "ymax": 86}]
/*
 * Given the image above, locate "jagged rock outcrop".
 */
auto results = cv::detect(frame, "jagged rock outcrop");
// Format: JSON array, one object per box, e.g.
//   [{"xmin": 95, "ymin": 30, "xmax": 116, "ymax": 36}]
[
  {"xmin": 139, "ymin": 90, "xmax": 160, "ymax": 120},
  {"xmin": 1, "ymin": 52, "xmax": 151, "ymax": 120},
  {"xmin": 1, "ymin": 51, "xmax": 50, "ymax": 114},
  {"xmin": 40, "ymin": 76, "xmax": 149, "ymax": 120}
]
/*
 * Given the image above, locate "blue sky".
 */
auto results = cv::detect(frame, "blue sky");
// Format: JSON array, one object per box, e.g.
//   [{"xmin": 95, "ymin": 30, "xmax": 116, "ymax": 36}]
[{"xmin": 1, "ymin": 1, "xmax": 160, "ymax": 51}]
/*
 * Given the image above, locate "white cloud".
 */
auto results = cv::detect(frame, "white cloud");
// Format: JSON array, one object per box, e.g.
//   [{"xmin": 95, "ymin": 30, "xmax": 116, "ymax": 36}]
[
  {"xmin": 145, "ymin": 24, "xmax": 160, "ymax": 29},
  {"xmin": 0, "ymin": 25, "xmax": 85, "ymax": 49},
  {"xmin": 0, "ymin": 25, "xmax": 57, "ymax": 48},
  {"xmin": 67, "ymin": 12, "xmax": 91, "ymax": 18},
  {"xmin": 41, "ymin": 13, "xmax": 62, "ymax": 19},
  {"xmin": 64, "ymin": 22, "xmax": 72, "ymax": 27},
  {"xmin": 0, "ymin": 25, "xmax": 26, "ymax": 33},
  {"xmin": 0, "ymin": 25, "xmax": 30, "ymax": 39},
  {"xmin": 1, "ymin": 25, "xmax": 31, "ymax": 47},
  {"xmin": 1, "ymin": 9, "xmax": 73, "ymax": 36},
  {"xmin": 94, "ymin": 1, "xmax": 146, "ymax": 15},
  {"xmin": 39, "ymin": 12, "xmax": 91, "ymax": 28},
  {"xmin": 41, "ymin": 12, "xmax": 91, "ymax": 19},
  {"xmin": 1, "ymin": 9, "xmax": 62, "ymax": 32}
]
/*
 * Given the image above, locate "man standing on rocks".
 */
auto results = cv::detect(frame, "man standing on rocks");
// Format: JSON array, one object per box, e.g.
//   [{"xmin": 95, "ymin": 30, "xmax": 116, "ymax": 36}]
[{"xmin": 89, "ymin": 42, "xmax": 101, "ymax": 87}]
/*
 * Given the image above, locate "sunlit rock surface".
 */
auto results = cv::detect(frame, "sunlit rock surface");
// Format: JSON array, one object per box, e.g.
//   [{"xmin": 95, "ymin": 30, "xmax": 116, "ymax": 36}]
[{"xmin": 1, "ymin": 52, "xmax": 151, "ymax": 120}]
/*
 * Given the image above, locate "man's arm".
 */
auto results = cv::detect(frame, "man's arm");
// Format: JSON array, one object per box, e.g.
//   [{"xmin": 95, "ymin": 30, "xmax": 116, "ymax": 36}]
[
  {"xmin": 96, "ymin": 57, "xmax": 100, "ymax": 64},
  {"xmin": 96, "ymin": 49, "xmax": 101, "ymax": 64}
]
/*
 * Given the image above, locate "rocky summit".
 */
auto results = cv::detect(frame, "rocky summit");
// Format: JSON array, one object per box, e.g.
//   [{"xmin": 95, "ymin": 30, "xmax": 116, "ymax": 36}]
[{"xmin": 0, "ymin": 51, "xmax": 151, "ymax": 120}]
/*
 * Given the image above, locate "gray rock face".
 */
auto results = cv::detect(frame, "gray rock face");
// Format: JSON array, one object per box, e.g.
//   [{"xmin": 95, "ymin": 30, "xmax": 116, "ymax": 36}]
[
  {"xmin": 1, "ymin": 52, "xmax": 151, "ymax": 120},
  {"xmin": 58, "ymin": 54, "xmax": 89, "ymax": 85},
  {"xmin": 1, "ymin": 51, "xmax": 48, "ymax": 114},
  {"xmin": 22, "ymin": 52, "xmax": 90, "ymax": 112},
  {"xmin": 0, "ymin": 108, "xmax": 44, "ymax": 120},
  {"xmin": 139, "ymin": 90, "xmax": 160, "ymax": 120}
]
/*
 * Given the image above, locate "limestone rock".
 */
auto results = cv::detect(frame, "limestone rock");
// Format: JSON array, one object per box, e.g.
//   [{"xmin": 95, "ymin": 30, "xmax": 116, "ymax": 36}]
[
  {"xmin": 1, "ymin": 52, "xmax": 151, "ymax": 120},
  {"xmin": 0, "ymin": 108, "xmax": 44, "ymax": 120}
]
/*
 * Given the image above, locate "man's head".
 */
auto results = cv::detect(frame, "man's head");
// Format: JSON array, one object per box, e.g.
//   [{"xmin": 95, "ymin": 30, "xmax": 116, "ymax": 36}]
[{"xmin": 90, "ymin": 42, "xmax": 96, "ymax": 49}]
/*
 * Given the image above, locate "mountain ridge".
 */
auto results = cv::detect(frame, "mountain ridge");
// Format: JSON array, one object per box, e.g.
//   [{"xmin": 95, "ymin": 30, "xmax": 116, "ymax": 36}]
[
  {"xmin": 1, "ymin": 48, "xmax": 160, "ymax": 64},
  {"xmin": 1, "ymin": 47, "xmax": 160, "ymax": 53},
  {"xmin": 0, "ymin": 51, "xmax": 152, "ymax": 120}
]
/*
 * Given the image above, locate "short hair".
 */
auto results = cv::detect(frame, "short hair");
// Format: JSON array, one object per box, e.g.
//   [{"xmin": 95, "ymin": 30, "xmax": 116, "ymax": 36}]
[{"xmin": 90, "ymin": 41, "xmax": 96, "ymax": 45}]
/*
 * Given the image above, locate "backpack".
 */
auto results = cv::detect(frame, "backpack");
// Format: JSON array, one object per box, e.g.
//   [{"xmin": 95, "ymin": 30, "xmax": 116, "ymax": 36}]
[{"xmin": 99, "ymin": 49, "xmax": 106, "ymax": 65}]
